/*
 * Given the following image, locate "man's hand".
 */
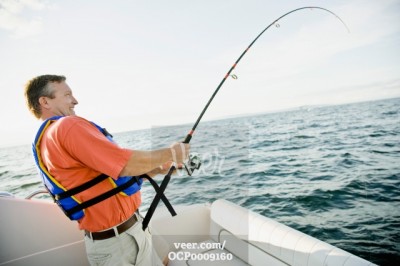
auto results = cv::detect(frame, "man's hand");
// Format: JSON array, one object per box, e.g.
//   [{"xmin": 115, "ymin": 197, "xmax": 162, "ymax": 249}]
[
  {"xmin": 146, "ymin": 161, "xmax": 184, "ymax": 177},
  {"xmin": 119, "ymin": 143, "xmax": 190, "ymax": 177},
  {"xmin": 170, "ymin": 142, "xmax": 190, "ymax": 164}
]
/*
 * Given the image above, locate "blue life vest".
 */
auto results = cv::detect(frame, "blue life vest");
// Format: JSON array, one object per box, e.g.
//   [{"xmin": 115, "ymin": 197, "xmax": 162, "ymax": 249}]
[{"xmin": 32, "ymin": 116, "xmax": 142, "ymax": 220}]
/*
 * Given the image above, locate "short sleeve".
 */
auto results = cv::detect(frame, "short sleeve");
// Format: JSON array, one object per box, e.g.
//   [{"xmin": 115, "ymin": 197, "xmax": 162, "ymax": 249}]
[{"xmin": 58, "ymin": 117, "xmax": 132, "ymax": 179}]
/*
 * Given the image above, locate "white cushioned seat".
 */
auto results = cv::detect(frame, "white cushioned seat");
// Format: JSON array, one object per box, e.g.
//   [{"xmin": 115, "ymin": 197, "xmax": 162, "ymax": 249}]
[{"xmin": 209, "ymin": 199, "xmax": 375, "ymax": 266}]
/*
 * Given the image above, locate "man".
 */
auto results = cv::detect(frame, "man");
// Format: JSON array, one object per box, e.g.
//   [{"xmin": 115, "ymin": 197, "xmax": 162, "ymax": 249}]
[{"xmin": 24, "ymin": 75, "xmax": 190, "ymax": 265}]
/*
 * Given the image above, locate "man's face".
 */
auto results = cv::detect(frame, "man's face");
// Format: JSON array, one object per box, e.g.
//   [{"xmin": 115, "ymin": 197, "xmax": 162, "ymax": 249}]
[{"xmin": 45, "ymin": 81, "xmax": 78, "ymax": 117}]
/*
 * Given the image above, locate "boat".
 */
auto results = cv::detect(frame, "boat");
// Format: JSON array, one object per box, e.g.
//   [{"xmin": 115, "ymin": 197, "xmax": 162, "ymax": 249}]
[{"xmin": 0, "ymin": 190, "xmax": 376, "ymax": 266}]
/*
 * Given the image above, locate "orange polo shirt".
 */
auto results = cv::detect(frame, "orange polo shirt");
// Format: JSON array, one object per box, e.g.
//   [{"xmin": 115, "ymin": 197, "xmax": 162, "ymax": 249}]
[{"xmin": 40, "ymin": 116, "xmax": 141, "ymax": 232}]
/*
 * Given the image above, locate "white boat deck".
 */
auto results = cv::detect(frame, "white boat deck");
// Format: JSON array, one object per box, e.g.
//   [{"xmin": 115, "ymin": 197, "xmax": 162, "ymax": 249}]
[
  {"xmin": 150, "ymin": 199, "xmax": 375, "ymax": 266},
  {"xmin": 0, "ymin": 195, "xmax": 376, "ymax": 266}
]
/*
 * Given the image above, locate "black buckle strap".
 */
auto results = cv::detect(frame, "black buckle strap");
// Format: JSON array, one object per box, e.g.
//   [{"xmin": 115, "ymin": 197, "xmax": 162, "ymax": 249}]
[
  {"xmin": 141, "ymin": 174, "xmax": 176, "ymax": 217},
  {"xmin": 63, "ymin": 174, "xmax": 177, "ymax": 222},
  {"xmin": 64, "ymin": 176, "xmax": 140, "ymax": 219},
  {"xmin": 55, "ymin": 174, "xmax": 109, "ymax": 200},
  {"xmin": 141, "ymin": 167, "xmax": 175, "ymax": 231}
]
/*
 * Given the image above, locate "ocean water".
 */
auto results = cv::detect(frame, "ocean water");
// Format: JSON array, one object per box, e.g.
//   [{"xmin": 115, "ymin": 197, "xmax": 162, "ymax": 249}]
[{"xmin": 1, "ymin": 98, "xmax": 399, "ymax": 265}]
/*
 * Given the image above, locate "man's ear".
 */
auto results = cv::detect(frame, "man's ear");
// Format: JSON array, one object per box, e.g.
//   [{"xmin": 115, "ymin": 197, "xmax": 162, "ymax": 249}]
[{"xmin": 39, "ymin": 96, "xmax": 51, "ymax": 110}]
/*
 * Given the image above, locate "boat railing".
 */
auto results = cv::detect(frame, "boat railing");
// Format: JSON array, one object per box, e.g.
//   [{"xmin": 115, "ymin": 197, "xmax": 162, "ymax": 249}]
[
  {"xmin": 25, "ymin": 189, "xmax": 50, "ymax": 199},
  {"xmin": 0, "ymin": 189, "xmax": 50, "ymax": 200},
  {"xmin": 0, "ymin": 191, "xmax": 15, "ymax": 198}
]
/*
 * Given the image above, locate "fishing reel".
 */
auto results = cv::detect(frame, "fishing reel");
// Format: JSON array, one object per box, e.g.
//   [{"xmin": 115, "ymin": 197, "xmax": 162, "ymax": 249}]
[{"xmin": 184, "ymin": 154, "xmax": 202, "ymax": 176}]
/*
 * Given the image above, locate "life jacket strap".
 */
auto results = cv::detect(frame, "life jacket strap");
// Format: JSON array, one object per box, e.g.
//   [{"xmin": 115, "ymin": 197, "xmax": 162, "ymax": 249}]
[
  {"xmin": 63, "ymin": 176, "xmax": 140, "ymax": 219},
  {"xmin": 142, "ymin": 174, "xmax": 177, "ymax": 217},
  {"xmin": 55, "ymin": 174, "xmax": 109, "ymax": 200}
]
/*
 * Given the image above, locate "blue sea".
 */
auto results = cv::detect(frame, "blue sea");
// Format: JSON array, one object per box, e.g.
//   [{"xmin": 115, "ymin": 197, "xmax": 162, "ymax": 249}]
[{"xmin": 1, "ymin": 98, "xmax": 399, "ymax": 265}]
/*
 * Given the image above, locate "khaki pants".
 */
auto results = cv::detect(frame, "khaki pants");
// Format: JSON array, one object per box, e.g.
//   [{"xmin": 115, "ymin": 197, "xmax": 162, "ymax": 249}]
[{"xmin": 84, "ymin": 215, "xmax": 162, "ymax": 266}]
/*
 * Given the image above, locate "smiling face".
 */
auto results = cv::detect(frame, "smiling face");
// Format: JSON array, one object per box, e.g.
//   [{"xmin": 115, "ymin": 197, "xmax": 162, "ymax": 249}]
[{"xmin": 39, "ymin": 81, "xmax": 79, "ymax": 119}]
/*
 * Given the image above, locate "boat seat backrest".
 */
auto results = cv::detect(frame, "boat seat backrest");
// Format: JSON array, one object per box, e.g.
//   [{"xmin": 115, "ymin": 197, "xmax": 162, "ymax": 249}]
[{"xmin": 210, "ymin": 199, "xmax": 374, "ymax": 266}]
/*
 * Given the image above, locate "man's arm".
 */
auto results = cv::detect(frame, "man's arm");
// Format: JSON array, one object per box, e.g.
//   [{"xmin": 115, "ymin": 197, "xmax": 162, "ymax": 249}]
[{"xmin": 119, "ymin": 143, "xmax": 189, "ymax": 177}]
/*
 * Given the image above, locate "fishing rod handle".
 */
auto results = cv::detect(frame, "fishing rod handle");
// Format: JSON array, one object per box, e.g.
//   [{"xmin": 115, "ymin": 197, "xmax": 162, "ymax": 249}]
[
  {"xmin": 183, "ymin": 134, "xmax": 191, "ymax": 144},
  {"xmin": 183, "ymin": 130, "xmax": 194, "ymax": 144}
]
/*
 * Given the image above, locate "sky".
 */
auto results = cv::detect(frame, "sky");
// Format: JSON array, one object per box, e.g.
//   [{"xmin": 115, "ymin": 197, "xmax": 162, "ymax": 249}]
[{"xmin": 0, "ymin": 0, "xmax": 399, "ymax": 147}]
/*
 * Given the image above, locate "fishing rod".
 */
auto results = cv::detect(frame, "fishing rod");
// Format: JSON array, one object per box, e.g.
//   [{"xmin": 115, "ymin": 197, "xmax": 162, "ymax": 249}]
[
  {"xmin": 142, "ymin": 6, "xmax": 349, "ymax": 230},
  {"xmin": 183, "ymin": 6, "xmax": 349, "ymax": 144}
]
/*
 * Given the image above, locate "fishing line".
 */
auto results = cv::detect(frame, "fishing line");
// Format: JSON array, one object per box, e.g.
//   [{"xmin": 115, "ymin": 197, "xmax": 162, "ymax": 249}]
[{"xmin": 142, "ymin": 6, "xmax": 349, "ymax": 230}]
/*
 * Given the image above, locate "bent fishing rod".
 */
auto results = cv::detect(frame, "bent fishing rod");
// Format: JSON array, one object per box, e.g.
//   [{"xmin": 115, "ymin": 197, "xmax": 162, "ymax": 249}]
[{"xmin": 142, "ymin": 6, "xmax": 349, "ymax": 230}]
